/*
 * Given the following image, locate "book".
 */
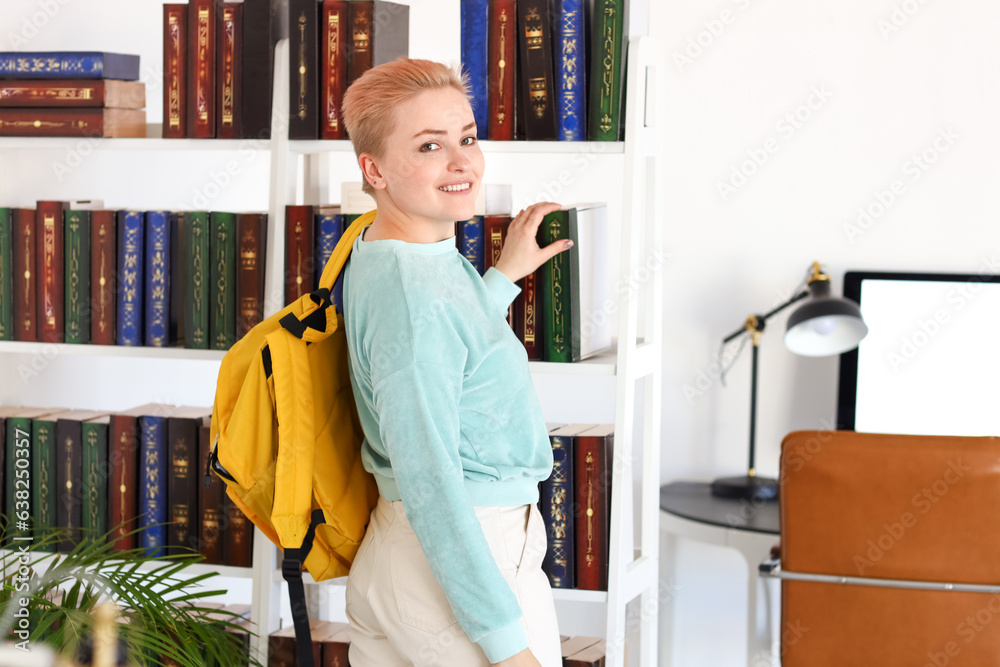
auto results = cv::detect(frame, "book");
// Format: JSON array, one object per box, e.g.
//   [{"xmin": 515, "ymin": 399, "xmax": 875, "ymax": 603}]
[
  {"xmin": 0, "ymin": 52, "xmax": 141, "ymax": 80},
  {"xmin": 0, "ymin": 208, "xmax": 10, "ymax": 340},
  {"xmin": 289, "ymin": 0, "xmax": 320, "ymax": 139},
  {"xmin": 285, "ymin": 205, "xmax": 315, "ymax": 304},
  {"xmin": 488, "ymin": 0, "xmax": 517, "ymax": 140},
  {"xmin": 314, "ymin": 621, "xmax": 351, "ymax": 667},
  {"xmin": 347, "ymin": 1, "xmax": 410, "ymax": 86},
  {"xmin": 163, "ymin": 4, "xmax": 188, "ymax": 138},
  {"xmin": 574, "ymin": 423, "xmax": 614, "ymax": 591},
  {"xmin": 183, "ymin": 211, "xmax": 210, "ymax": 349},
  {"xmin": 1, "ymin": 407, "xmax": 65, "ymax": 544},
  {"xmin": 461, "ymin": 0, "xmax": 490, "ymax": 140},
  {"xmin": 116, "ymin": 211, "xmax": 144, "ymax": 346},
  {"xmin": 541, "ymin": 424, "xmax": 591, "ymax": 588},
  {"xmin": 457, "ymin": 216, "xmax": 484, "ymax": 275},
  {"xmin": 555, "ymin": 0, "xmax": 587, "ymax": 141},
  {"xmin": 210, "ymin": 211, "xmax": 236, "ymax": 350},
  {"xmin": 144, "ymin": 211, "xmax": 172, "ymax": 347},
  {"xmin": 81, "ymin": 415, "xmax": 110, "ymax": 541},
  {"xmin": 517, "ymin": 0, "xmax": 558, "ymax": 140},
  {"xmin": 484, "ymin": 215, "xmax": 514, "ymax": 327},
  {"xmin": 36, "ymin": 201, "xmax": 66, "ymax": 344},
  {"xmin": 139, "ymin": 412, "xmax": 169, "ymax": 556},
  {"xmin": 315, "ymin": 207, "xmax": 343, "ymax": 308},
  {"xmin": 63, "ymin": 209, "xmax": 91, "ymax": 344},
  {"xmin": 90, "ymin": 211, "xmax": 116, "ymax": 345},
  {"xmin": 588, "ymin": 0, "xmax": 625, "ymax": 141},
  {"xmin": 54, "ymin": 409, "xmax": 110, "ymax": 551},
  {"xmin": 0, "ymin": 79, "xmax": 145, "ymax": 108},
  {"xmin": 12, "ymin": 208, "xmax": 36, "ymax": 341},
  {"xmin": 109, "ymin": 403, "xmax": 169, "ymax": 552},
  {"xmin": 167, "ymin": 407, "xmax": 212, "ymax": 556},
  {"xmin": 188, "ymin": 0, "xmax": 220, "ymax": 138},
  {"xmin": 236, "ymin": 213, "xmax": 266, "ymax": 340},
  {"xmin": 565, "ymin": 638, "xmax": 607, "ymax": 666},
  {"xmin": 0, "ymin": 108, "xmax": 145, "ymax": 137},
  {"xmin": 561, "ymin": 636, "xmax": 604, "ymax": 663},
  {"xmin": 198, "ymin": 418, "xmax": 223, "ymax": 563},
  {"xmin": 31, "ymin": 416, "xmax": 57, "ymax": 549},
  {"xmin": 241, "ymin": 0, "xmax": 283, "ymax": 140},
  {"xmin": 268, "ymin": 621, "xmax": 324, "ymax": 667},
  {"xmin": 320, "ymin": 1, "xmax": 349, "ymax": 140},
  {"xmin": 217, "ymin": 2, "xmax": 243, "ymax": 139},
  {"xmin": 222, "ymin": 491, "xmax": 253, "ymax": 567}
]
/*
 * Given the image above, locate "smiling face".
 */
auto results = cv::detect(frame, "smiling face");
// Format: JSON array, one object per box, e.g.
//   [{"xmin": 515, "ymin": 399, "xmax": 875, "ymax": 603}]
[{"xmin": 362, "ymin": 86, "xmax": 485, "ymax": 231}]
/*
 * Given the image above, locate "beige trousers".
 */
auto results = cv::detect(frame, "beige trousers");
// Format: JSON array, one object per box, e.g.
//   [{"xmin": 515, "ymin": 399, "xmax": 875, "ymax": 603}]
[{"xmin": 346, "ymin": 496, "xmax": 562, "ymax": 667}]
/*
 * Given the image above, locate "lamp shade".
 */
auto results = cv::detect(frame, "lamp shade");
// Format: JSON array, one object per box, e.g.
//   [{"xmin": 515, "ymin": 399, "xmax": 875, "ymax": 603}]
[{"xmin": 783, "ymin": 279, "xmax": 868, "ymax": 356}]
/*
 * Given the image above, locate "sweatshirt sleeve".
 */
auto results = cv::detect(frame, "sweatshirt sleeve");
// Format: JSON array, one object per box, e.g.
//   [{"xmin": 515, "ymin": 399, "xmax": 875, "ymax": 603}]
[
  {"xmin": 371, "ymin": 361, "xmax": 528, "ymax": 662},
  {"xmin": 482, "ymin": 266, "xmax": 521, "ymax": 314}
]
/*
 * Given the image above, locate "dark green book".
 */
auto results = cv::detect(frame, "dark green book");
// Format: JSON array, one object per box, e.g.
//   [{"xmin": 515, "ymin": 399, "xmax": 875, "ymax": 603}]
[
  {"xmin": 0, "ymin": 208, "xmax": 11, "ymax": 340},
  {"xmin": 81, "ymin": 416, "xmax": 109, "ymax": 541},
  {"xmin": 64, "ymin": 210, "xmax": 92, "ymax": 344},
  {"xmin": 31, "ymin": 417, "xmax": 57, "ymax": 551},
  {"xmin": 0, "ymin": 407, "xmax": 63, "ymax": 546},
  {"xmin": 540, "ymin": 209, "xmax": 572, "ymax": 362},
  {"xmin": 209, "ymin": 212, "xmax": 236, "ymax": 350},
  {"xmin": 184, "ymin": 211, "xmax": 210, "ymax": 349},
  {"xmin": 588, "ymin": 0, "xmax": 625, "ymax": 141}
]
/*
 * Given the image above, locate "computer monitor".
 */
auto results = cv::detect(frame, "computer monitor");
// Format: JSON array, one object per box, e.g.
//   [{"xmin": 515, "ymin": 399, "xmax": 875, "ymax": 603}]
[{"xmin": 836, "ymin": 270, "xmax": 1000, "ymax": 436}]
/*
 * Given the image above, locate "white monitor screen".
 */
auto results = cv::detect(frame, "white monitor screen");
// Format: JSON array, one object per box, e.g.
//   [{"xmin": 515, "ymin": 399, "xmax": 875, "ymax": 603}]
[{"xmin": 837, "ymin": 272, "xmax": 1000, "ymax": 437}]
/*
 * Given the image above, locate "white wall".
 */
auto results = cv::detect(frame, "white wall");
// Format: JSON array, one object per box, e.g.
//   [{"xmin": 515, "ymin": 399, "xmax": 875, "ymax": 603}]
[{"xmin": 651, "ymin": 0, "xmax": 1000, "ymax": 664}]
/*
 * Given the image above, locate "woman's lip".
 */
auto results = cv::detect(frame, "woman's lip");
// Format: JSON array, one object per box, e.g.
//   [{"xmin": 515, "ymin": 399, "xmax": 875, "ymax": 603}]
[{"xmin": 438, "ymin": 182, "xmax": 473, "ymax": 192}]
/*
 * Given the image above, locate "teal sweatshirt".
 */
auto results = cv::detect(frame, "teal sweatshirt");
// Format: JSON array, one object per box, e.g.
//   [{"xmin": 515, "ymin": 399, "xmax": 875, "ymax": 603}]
[{"xmin": 342, "ymin": 225, "xmax": 554, "ymax": 663}]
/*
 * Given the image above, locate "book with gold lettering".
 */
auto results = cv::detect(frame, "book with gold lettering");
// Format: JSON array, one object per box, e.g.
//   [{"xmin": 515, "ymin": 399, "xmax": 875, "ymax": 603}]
[
  {"xmin": 574, "ymin": 423, "xmax": 614, "ymax": 591},
  {"xmin": 588, "ymin": 0, "xmax": 625, "ymax": 141},
  {"xmin": 188, "ymin": 0, "xmax": 220, "ymax": 138},
  {"xmin": 31, "ymin": 415, "xmax": 57, "ymax": 550},
  {"xmin": 1, "ymin": 407, "xmax": 65, "ymax": 546},
  {"xmin": 0, "ymin": 108, "xmax": 145, "ymax": 137},
  {"xmin": 53, "ymin": 409, "xmax": 110, "ymax": 551},
  {"xmin": 13, "ymin": 208, "xmax": 36, "ymax": 341},
  {"xmin": 236, "ymin": 213, "xmax": 266, "ymax": 340},
  {"xmin": 488, "ymin": 0, "xmax": 517, "ymax": 140},
  {"xmin": 320, "ymin": 1, "xmax": 349, "ymax": 140},
  {"xmin": 167, "ymin": 408, "xmax": 212, "ymax": 556},
  {"xmin": 0, "ymin": 52, "xmax": 140, "ymax": 80},
  {"xmin": 210, "ymin": 211, "xmax": 236, "ymax": 350},
  {"xmin": 36, "ymin": 201, "xmax": 67, "ymax": 344},
  {"xmin": 346, "ymin": 1, "xmax": 410, "ymax": 87},
  {"xmin": 484, "ymin": 216, "xmax": 514, "ymax": 327},
  {"xmin": 90, "ymin": 211, "xmax": 116, "ymax": 345},
  {"xmin": 289, "ymin": 0, "xmax": 320, "ymax": 139},
  {"xmin": 284, "ymin": 205, "xmax": 315, "ymax": 305},
  {"xmin": 0, "ymin": 79, "xmax": 145, "ymax": 108},
  {"xmin": 542, "ymin": 424, "xmax": 590, "ymax": 588},
  {"xmin": 0, "ymin": 208, "xmax": 10, "ymax": 340},
  {"xmin": 109, "ymin": 403, "xmax": 169, "ymax": 552},
  {"xmin": 242, "ymin": 0, "xmax": 283, "ymax": 140},
  {"xmin": 81, "ymin": 415, "xmax": 110, "ymax": 541},
  {"xmin": 163, "ymin": 4, "xmax": 188, "ymax": 137},
  {"xmin": 183, "ymin": 211, "xmax": 210, "ymax": 349},
  {"xmin": 198, "ymin": 418, "xmax": 223, "ymax": 563},
  {"xmin": 517, "ymin": 0, "xmax": 558, "ymax": 140},
  {"xmin": 555, "ymin": 0, "xmax": 587, "ymax": 141},
  {"xmin": 144, "ymin": 211, "xmax": 172, "ymax": 347},
  {"xmin": 139, "ymin": 412, "xmax": 169, "ymax": 556},
  {"xmin": 116, "ymin": 211, "xmax": 144, "ymax": 346},
  {"xmin": 217, "ymin": 2, "xmax": 242, "ymax": 139},
  {"xmin": 461, "ymin": 0, "xmax": 490, "ymax": 139},
  {"xmin": 64, "ymin": 209, "xmax": 91, "ymax": 344}
]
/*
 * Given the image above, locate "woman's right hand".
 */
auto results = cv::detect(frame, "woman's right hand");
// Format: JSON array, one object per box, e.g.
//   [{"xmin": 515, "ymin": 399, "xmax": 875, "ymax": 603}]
[{"xmin": 493, "ymin": 647, "xmax": 543, "ymax": 667}]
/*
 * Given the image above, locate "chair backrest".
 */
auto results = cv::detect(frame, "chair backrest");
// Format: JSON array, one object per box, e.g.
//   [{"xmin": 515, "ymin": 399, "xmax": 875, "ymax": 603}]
[{"xmin": 780, "ymin": 429, "xmax": 1000, "ymax": 667}]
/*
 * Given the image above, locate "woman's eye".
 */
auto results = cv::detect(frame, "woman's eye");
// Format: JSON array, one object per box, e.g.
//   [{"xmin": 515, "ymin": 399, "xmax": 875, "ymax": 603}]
[
  {"xmin": 461, "ymin": 136, "xmax": 477, "ymax": 146},
  {"xmin": 420, "ymin": 142, "xmax": 440, "ymax": 152}
]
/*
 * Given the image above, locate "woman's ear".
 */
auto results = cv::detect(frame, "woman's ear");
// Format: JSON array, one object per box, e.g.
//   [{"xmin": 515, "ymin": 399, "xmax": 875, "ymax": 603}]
[{"xmin": 359, "ymin": 153, "xmax": 384, "ymax": 190}]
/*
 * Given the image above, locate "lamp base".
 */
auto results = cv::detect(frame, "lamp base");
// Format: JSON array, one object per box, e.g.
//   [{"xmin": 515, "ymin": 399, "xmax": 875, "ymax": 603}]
[{"xmin": 710, "ymin": 474, "xmax": 779, "ymax": 502}]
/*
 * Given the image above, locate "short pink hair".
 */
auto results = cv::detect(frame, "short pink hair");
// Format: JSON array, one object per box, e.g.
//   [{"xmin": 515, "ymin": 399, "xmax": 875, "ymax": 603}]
[{"xmin": 342, "ymin": 58, "xmax": 471, "ymax": 195}]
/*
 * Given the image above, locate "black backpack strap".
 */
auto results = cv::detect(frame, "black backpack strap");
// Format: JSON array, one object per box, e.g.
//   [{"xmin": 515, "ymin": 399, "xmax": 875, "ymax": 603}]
[{"xmin": 281, "ymin": 508, "xmax": 326, "ymax": 667}]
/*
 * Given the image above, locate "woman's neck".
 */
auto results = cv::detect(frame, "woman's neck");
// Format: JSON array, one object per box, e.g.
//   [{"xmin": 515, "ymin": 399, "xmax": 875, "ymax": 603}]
[{"xmin": 365, "ymin": 204, "xmax": 455, "ymax": 244}]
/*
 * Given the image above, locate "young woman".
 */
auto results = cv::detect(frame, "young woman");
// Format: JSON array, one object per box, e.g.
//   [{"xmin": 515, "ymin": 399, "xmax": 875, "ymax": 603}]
[{"xmin": 340, "ymin": 58, "xmax": 573, "ymax": 667}]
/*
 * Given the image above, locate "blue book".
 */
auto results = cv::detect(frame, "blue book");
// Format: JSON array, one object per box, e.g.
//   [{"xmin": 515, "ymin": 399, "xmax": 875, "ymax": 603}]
[
  {"xmin": 316, "ymin": 212, "xmax": 346, "ymax": 311},
  {"xmin": 541, "ymin": 424, "xmax": 579, "ymax": 588},
  {"xmin": 144, "ymin": 212, "xmax": 171, "ymax": 347},
  {"xmin": 0, "ymin": 52, "xmax": 140, "ymax": 80},
  {"xmin": 458, "ymin": 216, "xmax": 485, "ymax": 275},
  {"xmin": 556, "ymin": 0, "xmax": 587, "ymax": 141},
  {"xmin": 116, "ymin": 211, "xmax": 144, "ymax": 346},
  {"xmin": 138, "ymin": 415, "xmax": 167, "ymax": 557},
  {"xmin": 460, "ymin": 0, "xmax": 490, "ymax": 139}
]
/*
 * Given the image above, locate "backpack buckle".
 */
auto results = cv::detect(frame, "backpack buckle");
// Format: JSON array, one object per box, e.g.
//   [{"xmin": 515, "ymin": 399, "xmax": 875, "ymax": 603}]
[{"xmin": 281, "ymin": 556, "xmax": 303, "ymax": 581}]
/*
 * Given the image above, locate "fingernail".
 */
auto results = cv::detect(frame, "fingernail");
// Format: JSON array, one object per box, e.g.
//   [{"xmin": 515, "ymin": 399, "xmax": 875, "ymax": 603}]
[{"xmin": 565, "ymin": 240, "xmax": 574, "ymax": 248}]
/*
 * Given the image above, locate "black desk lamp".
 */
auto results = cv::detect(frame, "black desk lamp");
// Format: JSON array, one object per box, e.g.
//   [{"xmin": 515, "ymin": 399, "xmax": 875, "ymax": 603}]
[{"xmin": 711, "ymin": 262, "xmax": 868, "ymax": 502}]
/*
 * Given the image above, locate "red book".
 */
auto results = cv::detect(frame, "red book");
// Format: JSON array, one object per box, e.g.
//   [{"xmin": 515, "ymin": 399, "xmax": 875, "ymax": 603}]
[
  {"xmin": 36, "ymin": 201, "xmax": 66, "ymax": 344},
  {"xmin": 484, "ymin": 215, "xmax": 513, "ymax": 327},
  {"xmin": 488, "ymin": 0, "xmax": 517, "ymax": 140},
  {"xmin": 347, "ymin": 1, "xmax": 374, "ymax": 86},
  {"xmin": 90, "ymin": 211, "xmax": 116, "ymax": 345},
  {"xmin": 163, "ymin": 4, "xmax": 188, "ymax": 138},
  {"xmin": 235, "ymin": 212, "xmax": 266, "ymax": 339},
  {"xmin": 109, "ymin": 412, "xmax": 140, "ymax": 551},
  {"xmin": 12, "ymin": 208, "xmax": 36, "ymax": 341},
  {"xmin": 574, "ymin": 424, "xmax": 614, "ymax": 591},
  {"xmin": 320, "ymin": 1, "xmax": 349, "ymax": 140},
  {"xmin": 0, "ymin": 109, "xmax": 145, "ymax": 137},
  {"xmin": 198, "ymin": 420, "xmax": 223, "ymax": 564},
  {"xmin": 284, "ymin": 205, "xmax": 315, "ymax": 305},
  {"xmin": 222, "ymin": 492, "xmax": 253, "ymax": 567},
  {"xmin": 515, "ymin": 268, "xmax": 542, "ymax": 360},
  {"xmin": 0, "ymin": 80, "xmax": 145, "ymax": 108},
  {"xmin": 188, "ymin": 0, "xmax": 219, "ymax": 138},
  {"xmin": 217, "ymin": 2, "xmax": 242, "ymax": 139}
]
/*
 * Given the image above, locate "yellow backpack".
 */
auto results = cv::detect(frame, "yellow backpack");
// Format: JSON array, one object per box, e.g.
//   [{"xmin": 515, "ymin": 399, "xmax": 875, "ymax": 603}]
[{"xmin": 208, "ymin": 210, "xmax": 378, "ymax": 667}]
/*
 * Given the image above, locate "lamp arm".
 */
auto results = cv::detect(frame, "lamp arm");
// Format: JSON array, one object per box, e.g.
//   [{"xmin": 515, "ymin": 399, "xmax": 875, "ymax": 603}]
[{"xmin": 721, "ymin": 289, "xmax": 810, "ymax": 344}]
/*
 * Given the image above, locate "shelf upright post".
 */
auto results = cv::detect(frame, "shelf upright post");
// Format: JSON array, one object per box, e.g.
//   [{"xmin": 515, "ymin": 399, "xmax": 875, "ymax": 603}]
[{"xmin": 263, "ymin": 38, "xmax": 294, "ymax": 320}]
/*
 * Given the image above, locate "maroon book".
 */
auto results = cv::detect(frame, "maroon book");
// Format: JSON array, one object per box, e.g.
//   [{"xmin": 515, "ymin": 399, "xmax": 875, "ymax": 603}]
[
  {"xmin": 188, "ymin": 0, "xmax": 220, "ymax": 138},
  {"xmin": 488, "ymin": 0, "xmax": 517, "ymax": 140},
  {"xmin": 0, "ymin": 79, "xmax": 145, "ymax": 108},
  {"xmin": 320, "ymin": 1, "xmax": 349, "ymax": 140},
  {"xmin": 36, "ymin": 201, "xmax": 66, "ymax": 344},
  {"xmin": 163, "ymin": 4, "xmax": 188, "ymax": 138},
  {"xmin": 516, "ymin": 0, "xmax": 558, "ymax": 140},
  {"xmin": 90, "ymin": 211, "xmax": 116, "ymax": 345},
  {"xmin": 217, "ymin": 2, "xmax": 242, "ymax": 139},
  {"xmin": 574, "ymin": 424, "xmax": 614, "ymax": 591},
  {"xmin": 222, "ymin": 492, "xmax": 253, "ymax": 567},
  {"xmin": 235, "ymin": 213, "xmax": 266, "ymax": 339},
  {"xmin": 284, "ymin": 205, "xmax": 315, "ymax": 305},
  {"xmin": 484, "ymin": 216, "xmax": 513, "ymax": 328},
  {"xmin": 13, "ymin": 208, "xmax": 36, "ymax": 341},
  {"xmin": 515, "ymin": 268, "xmax": 542, "ymax": 360},
  {"xmin": 198, "ymin": 421, "xmax": 223, "ymax": 564},
  {"xmin": 109, "ymin": 412, "xmax": 140, "ymax": 552},
  {"xmin": 0, "ymin": 109, "xmax": 145, "ymax": 137}
]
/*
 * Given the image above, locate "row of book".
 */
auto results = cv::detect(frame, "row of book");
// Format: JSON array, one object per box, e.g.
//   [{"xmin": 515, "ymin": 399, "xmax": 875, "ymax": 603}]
[
  {"xmin": 163, "ymin": 0, "xmax": 285, "ymax": 139},
  {"xmin": 0, "ymin": 51, "xmax": 146, "ymax": 137},
  {"xmin": 0, "ymin": 403, "xmax": 253, "ymax": 566},
  {"xmin": 541, "ymin": 423, "xmax": 615, "ymax": 591},
  {"xmin": 461, "ymin": 0, "xmax": 627, "ymax": 141},
  {"xmin": 0, "ymin": 202, "xmax": 267, "ymax": 349}
]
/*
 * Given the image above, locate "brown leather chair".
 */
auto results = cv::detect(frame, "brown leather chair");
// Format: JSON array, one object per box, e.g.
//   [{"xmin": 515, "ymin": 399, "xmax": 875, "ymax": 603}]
[{"xmin": 767, "ymin": 430, "xmax": 1000, "ymax": 666}]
